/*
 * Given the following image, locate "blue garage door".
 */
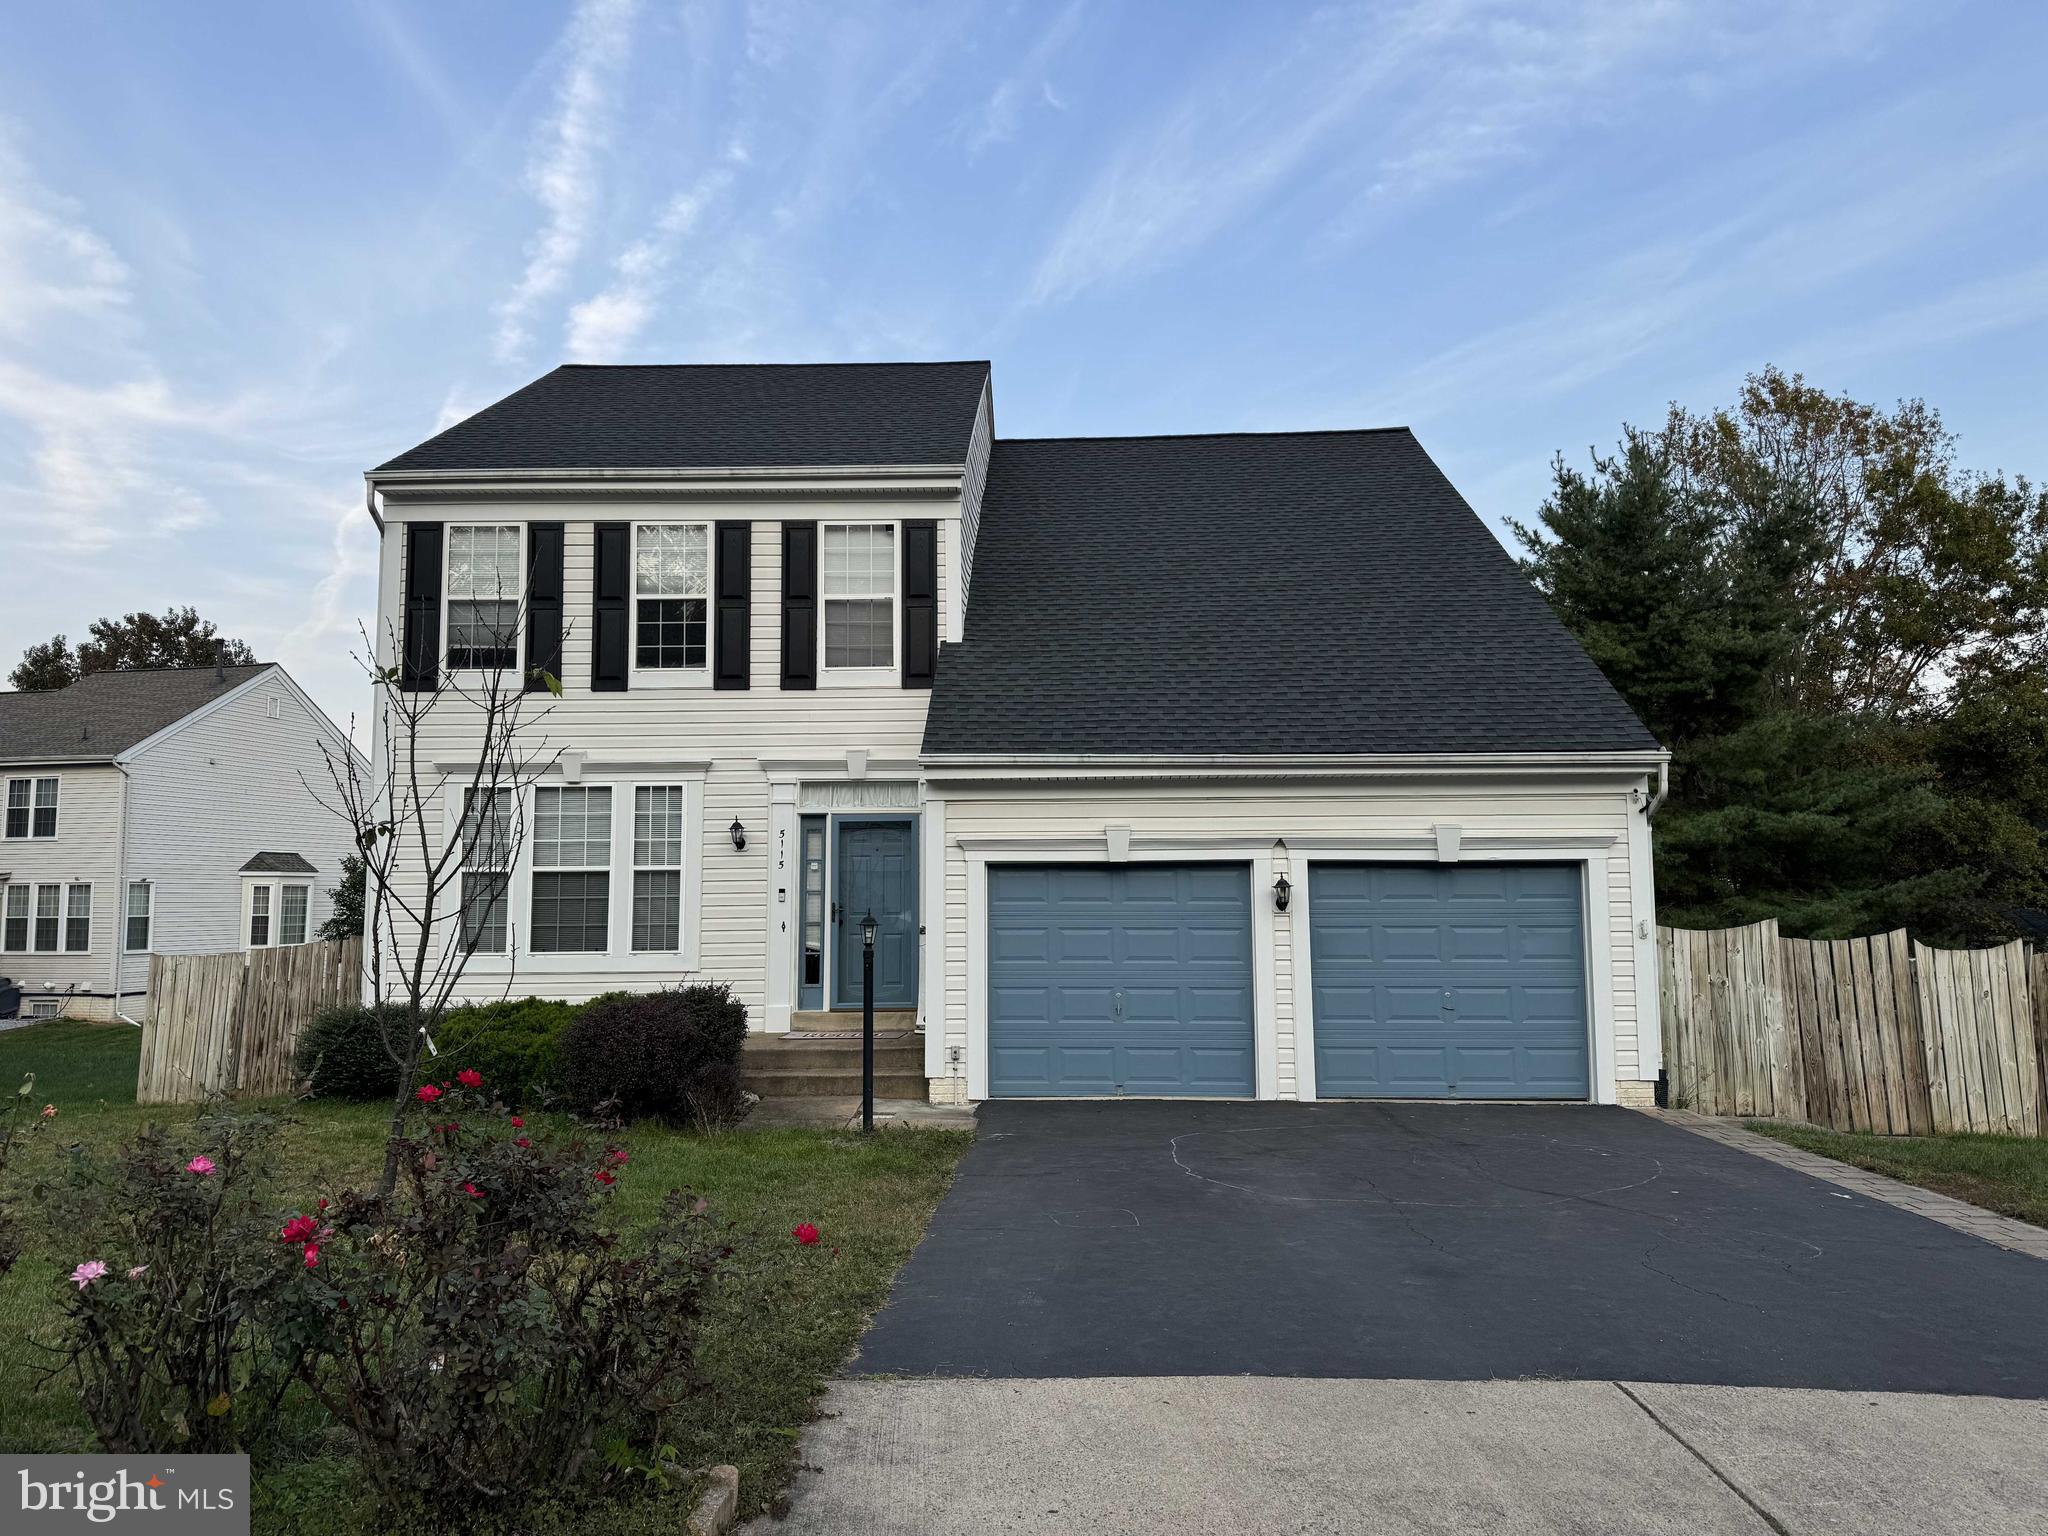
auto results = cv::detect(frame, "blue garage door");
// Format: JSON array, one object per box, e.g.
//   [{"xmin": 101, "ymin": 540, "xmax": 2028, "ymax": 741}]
[
  {"xmin": 988, "ymin": 864, "xmax": 1255, "ymax": 1097},
  {"xmin": 1309, "ymin": 863, "xmax": 1588, "ymax": 1099}
]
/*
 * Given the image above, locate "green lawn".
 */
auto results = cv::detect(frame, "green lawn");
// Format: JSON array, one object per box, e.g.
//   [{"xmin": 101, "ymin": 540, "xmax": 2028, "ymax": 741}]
[
  {"xmin": 1745, "ymin": 1119, "xmax": 2048, "ymax": 1229},
  {"xmin": 0, "ymin": 1019, "xmax": 970, "ymax": 1530}
]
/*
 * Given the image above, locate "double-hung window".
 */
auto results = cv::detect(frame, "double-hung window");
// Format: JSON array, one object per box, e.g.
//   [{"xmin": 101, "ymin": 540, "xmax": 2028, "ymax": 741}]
[
  {"xmin": 125, "ymin": 882, "xmax": 153, "ymax": 953},
  {"xmin": 4, "ymin": 777, "xmax": 57, "ymax": 839},
  {"xmin": 33, "ymin": 884, "xmax": 60, "ymax": 952},
  {"xmin": 459, "ymin": 787, "xmax": 512, "ymax": 955},
  {"xmin": 64, "ymin": 885, "xmax": 91, "ymax": 952},
  {"xmin": 279, "ymin": 885, "xmax": 309, "ymax": 946},
  {"xmin": 248, "ymin": 886, "xmax": 271, "ymax": 948},
  {"xmin": 821, "ymin": 524, "xmax": 896, "ymax": 675},
  {"xmin": 531, "ymin": 786, "xmax": 611, "ymax": 953},
  {"xmin": 633, "ymin": 523, "xmax": 710, "ymax": 676},
  {"xmin": 2, "ymin": 885, "xmax": 27, "ymax": 950},
  {"xmin": 445, "ymin": 524, "xmax": 522, "ymax": 671},
  {"xmin": 631, "ymin": 786, "xmax": 685, "ymax": 952}
]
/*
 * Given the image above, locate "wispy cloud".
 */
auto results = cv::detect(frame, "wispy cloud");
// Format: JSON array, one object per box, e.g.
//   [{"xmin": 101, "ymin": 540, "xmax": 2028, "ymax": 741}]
[
  {"xmin": 492, "ymin": 0, "xmax": 639, "ymax": 362},
  {"xmin": 565, "ymin": 152, "xmax": 742, "ymax": 362},
  {"xmin": 961, "ymin": 0, "xmax": 1084, "ymax": 156}
]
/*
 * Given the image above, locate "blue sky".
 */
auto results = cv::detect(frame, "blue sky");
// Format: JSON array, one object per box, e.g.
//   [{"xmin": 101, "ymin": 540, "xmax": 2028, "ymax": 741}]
[{"xmin": 3, "ymin": 1, "xmax": 2046, "ymax": 732}]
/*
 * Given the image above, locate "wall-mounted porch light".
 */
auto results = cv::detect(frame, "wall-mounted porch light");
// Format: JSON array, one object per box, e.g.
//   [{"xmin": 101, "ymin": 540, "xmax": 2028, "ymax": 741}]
[
  {"xmin": 729, "ymin": 818, "xmax": 747, "ymax": 852},
  {"xmin": 1273, "ymin": 873, "xmax": 1292, "ymax": 912}
]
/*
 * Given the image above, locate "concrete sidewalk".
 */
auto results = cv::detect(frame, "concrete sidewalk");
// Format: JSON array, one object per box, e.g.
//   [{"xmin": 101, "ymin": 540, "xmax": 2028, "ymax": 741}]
[{"xmin": 754, "ymin": 1377, "xmax": 2048, "ymax": 1534}]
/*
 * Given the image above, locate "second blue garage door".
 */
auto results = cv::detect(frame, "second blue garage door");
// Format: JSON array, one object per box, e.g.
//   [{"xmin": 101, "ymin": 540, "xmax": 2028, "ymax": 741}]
[
  {"xmin": 1309, "ymin": 863, "xmax": 1589, "ymax": 1099},
  {"xmin": 988, "ymin": 864, "xmax": 1255, "ymax": 1097}
]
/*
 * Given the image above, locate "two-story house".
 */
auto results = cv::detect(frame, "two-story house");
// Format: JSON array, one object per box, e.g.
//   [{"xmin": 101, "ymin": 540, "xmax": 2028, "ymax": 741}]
[
  {"xmin": 366, "ymin": 361, "xmax": 1668, "ymax": 1107},
  {"xmin": 0, "ymin": 663, "xmax": 365, "ymax": 1022}
]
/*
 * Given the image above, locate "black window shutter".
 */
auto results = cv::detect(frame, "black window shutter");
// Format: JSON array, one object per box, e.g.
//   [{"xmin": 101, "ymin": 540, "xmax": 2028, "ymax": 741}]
[
  {"xmin": 401, "ymin": 521, "xmax": 443, "ymax": 691},
  {"xmin": 714, "ymin": 521, "xmax": 751, "ymax": 690},
  {"xmin": 902, "ymin": 519, "xmax": 938, "ymax": 689},
  {"xmin": 780, "ymin": 521, "xmax": 817, "ymax": 690},
  {"xmin": 525, "ymin": 521, "xmax": 564, "ymax": 692},
  {"xmin": 592, "ymin": 522, "xmax": 629, "ymax": 692}
]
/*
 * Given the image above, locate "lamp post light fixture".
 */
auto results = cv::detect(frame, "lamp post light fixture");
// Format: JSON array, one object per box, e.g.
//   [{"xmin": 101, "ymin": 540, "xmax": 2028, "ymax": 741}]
[
  {"xmin": 729, "ymin": 818, "xmax": 747, "ymax": 852},
  {"xmin": 1273, "ymin": 873, "xmax": 1292, "ymax": 912},
  {"xmin": 860, "ymin": 909, "xmax": 878, "ymax": 1133}
]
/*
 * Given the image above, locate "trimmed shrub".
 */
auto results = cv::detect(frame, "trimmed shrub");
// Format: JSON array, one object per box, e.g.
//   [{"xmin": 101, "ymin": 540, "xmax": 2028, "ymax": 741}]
[
  {"xmin": 438, "ymin": 997, "xmax": 579, "ymax": 1105},
  {"xmin": 293, "ymin": 1006, "xmax": 397, "ymax": 1101},
  {"xmin": 559, "ymin": 984, "xmax": 751, "ymax": 1128}
]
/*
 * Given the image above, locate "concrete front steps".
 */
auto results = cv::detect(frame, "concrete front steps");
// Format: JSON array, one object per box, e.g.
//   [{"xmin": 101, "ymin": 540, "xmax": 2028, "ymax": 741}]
[
  {"xmin": 743, "ymin": 1027, "xmax": 927, "ymax": 1100},
  {"xmin": 790, "ymin": 1008, "xmax": 919, "ymax": 1033}
]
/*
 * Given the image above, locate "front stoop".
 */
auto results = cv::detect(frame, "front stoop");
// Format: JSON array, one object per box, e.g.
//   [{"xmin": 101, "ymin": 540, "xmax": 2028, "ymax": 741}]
[
  {"xmin": 743, "ymin": 1030, "xmax": 928, "ymax": 1100},
  {"xmin": 790, "ymin": 1008, "xmax": 919, "ymax": 1033}
]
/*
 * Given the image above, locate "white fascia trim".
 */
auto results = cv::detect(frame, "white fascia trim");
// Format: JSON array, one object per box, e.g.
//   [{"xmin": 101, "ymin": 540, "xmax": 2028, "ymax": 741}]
[
  {"xmin": 431, "ymin": 758, "xmax": 712, "ymax": 778},
  {"xmin": 923, "ymin": 751, "xmax": 1669, "ymax": 771},
  {"xmin": 367, "ymin": 464, "xmax": 966, "ymax": 499}
]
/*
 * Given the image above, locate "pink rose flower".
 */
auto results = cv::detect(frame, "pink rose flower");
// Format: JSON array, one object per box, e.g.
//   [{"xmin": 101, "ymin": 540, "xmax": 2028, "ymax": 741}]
[
  {"xmin": 40, "ymin": 1104, "xmax": 56, "ymax": 1118},
  {"xmin": 70, "ymin": 1260, "xmax": 109, "ymax": 1289},
  {"xmin": 126, "ymin": 1265, "xmax": 148, "ymax": 1280},
  {"xmin": 302, "ymin": 1244, "xmax": 320, "ymax": 1268},
  {"xmin": 185, "ymin": 1156, "xmax": 216, "ymax": 1176}
]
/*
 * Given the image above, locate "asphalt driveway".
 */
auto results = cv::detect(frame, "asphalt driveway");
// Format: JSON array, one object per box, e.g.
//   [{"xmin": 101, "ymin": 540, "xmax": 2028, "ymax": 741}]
[{"xmin": 851, "ymin": 1101, "xmax": 2048, "ymax": 1395}]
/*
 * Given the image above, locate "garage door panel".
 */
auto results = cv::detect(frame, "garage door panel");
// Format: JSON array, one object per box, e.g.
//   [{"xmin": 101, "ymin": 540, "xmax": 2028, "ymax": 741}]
[
  {"xmin": 988, "ymin": 863, "xmax": 1255, "ymax": 1097},
  {"xmin": 1310, "ymin": 862, "xmax": 1588, "ymax": 1100}
]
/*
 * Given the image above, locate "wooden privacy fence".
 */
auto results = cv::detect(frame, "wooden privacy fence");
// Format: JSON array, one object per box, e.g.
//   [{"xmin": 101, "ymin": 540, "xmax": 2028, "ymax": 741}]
[
  {"xmin": 1659, "ymin": 922, "xmax": 2048, "ymax": 1136},
  {"xmin": 136, "ymin": 937, "xmax": 363, "ymax": 1105}
]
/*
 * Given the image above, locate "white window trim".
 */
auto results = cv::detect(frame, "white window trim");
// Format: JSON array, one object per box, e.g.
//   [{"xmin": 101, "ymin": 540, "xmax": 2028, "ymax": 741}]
[
  {"xmin": 627, "ymin": 518, "xmax": 715, "ymax": 690},
  {"xmin": 62, "ymin": 881, "xmax": 93, "ymax": 955},
  {"xmin": 1, "ymin": 883, "xmax": 31, "ymax": 953},
  {"xmin": 442, "ymin": 522, "xmax": 526, "ymax": 681},
  {"xmin": 124, "ymin": 880, "xmax": 155, "ymax": 954},
  {"xmin": 818, "ymin": 520, "xmax": 899, "ymax": 687},
  {"xmin": 4, "ymin": 776, "xmax": 59, "ymax": 840},
  {"xmin": 442, "ymin": 773, "xmax": 705, "ymax": 975}
]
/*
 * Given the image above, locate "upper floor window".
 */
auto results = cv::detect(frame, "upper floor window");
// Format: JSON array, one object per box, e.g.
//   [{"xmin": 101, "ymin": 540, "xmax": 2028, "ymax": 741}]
[
  {"xmin": 821, "ymin": 523, "xmax": 896, "ymax": 674},
  {"xmin": 634, "ymin": 523, "xmax": 710, "ymax": 675},
  {"xmin": 445, "ymin": 524, "xmax": 522, "ymax": 671},
  {"xmin": 4, "ymin": 777, "xmax": 58, "ymax": 839}
]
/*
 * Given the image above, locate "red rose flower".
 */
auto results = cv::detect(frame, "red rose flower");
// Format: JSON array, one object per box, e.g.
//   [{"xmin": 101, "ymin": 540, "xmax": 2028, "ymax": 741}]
[
  {"xmin": 317, "ymin": 1198, "xmax": 328, "ymax": 1211},
  {"xmin": 793, "ymin": 1223, "xmax": 821, "ymax": 1246},
  {"xmin": 593, "ymin": 1169, "xmax": 616, "ymax": 1186},
  {"xmin": 280, "ymin": 1214, "xmax": 319, "ymax": 1245},
  {"xmin": 415, "ymin": 1083, "xmax": 443, "ymax": 1103},
  {"xmin": 462, "ymin": 1182, "xmax": 483, "ymax": 1199},
  {"xmin": 302, "ymin": 1244, "xmax": 320, "ymax": 1268},
  {"xmin": 607, "ymin": 1149, "xmax": 629, "ymax": 1166},
  {"xmin": 516, "ymin": 1137, "xmax": 531, "ymax": 1148},
  {"xmin": 456, "ymin": 1069, "xmax": 483, "ymax": 1089},
  {"xmin": 509, "ymin": 1116, "xmax": 525, "ymax": 1128}
]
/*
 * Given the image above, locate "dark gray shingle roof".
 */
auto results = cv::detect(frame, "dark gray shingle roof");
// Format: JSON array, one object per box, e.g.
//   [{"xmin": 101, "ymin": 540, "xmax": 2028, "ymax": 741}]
[
  {"xmin": 241, "ymin": 851, "xmax": 317, "ymax": 874},
  {"xmin": 376, "ymin": 361, "xmax": 990, "ymax": 473},
  {"xmin": 921, "ymin": 431, "xmax": 1659, "ymax": 757},
  {"xmin": 0, "ymin": 665, "xmax": 276, "ymax": 764}
]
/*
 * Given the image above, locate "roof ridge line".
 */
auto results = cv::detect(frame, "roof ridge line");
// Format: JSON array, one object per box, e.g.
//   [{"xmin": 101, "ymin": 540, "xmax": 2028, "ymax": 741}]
[
  {"xmin": 551, "ymin": 359, "xmax": 992, "ymax": 370},
  {"xmin": 994, "ymin": 426, "xmax": 1413, "ymax": 445}
]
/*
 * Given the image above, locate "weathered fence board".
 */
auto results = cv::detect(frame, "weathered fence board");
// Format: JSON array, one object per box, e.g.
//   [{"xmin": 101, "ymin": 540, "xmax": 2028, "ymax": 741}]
[
  {"xmin": 137, "ymin": 937, "xmax": 363, "ymax": 1105},
  {"xmin": 1661, "ymin": 926, "xmax": 2041, "ymax": 1137}
]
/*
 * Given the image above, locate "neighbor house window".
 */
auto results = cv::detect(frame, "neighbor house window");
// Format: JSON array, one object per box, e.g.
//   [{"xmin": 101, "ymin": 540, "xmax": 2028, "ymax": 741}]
[
  {"xmin": 821, "ymin": 524, "xmax": 896, "ymax": 671},
  {"xmin": 530, "ymin": 786, "xmax": 610, "ymax": 953},
  {"xmin": 459, "ymin": 787, "xmax": 512, "ymax": 955},
  {"xmin": 34, "ymin": 884, "xmax": 60, "ymax": 952},
  {"xmin": 631, "ymin": 786, "xmax": 685, "ymax": 952},
  {"xmin": 634, "ymin": 523, "xmax": 710, "ymax": 672},
  {"xmin": 125, "ymin": 882, "xmax": 152, "ymax": 952},
  {"xmin": 248, "ymin": 886, "xmax": 271, "ymax": 948},
  {"xmin": 279, "ymin": 885, "xmax": 309, "ymax": 946},
  {"xmin": 2, "ymin": 885, "xmax": 26, "ymax": 951},
  {"xmin": 445, "ymin": 524, "xmax": 521, "ymax": 670},
  {"xmin": 64, "ymin": 885, "xmax": 91, "ymax": 952},
  {"xmin": 5, "ymin": 777, "xmax": 57, "ymax": 839}
]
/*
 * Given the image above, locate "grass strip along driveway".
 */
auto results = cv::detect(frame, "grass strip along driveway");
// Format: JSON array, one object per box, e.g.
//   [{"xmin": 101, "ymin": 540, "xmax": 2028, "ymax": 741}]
[
  {"xmin": 0, "ymin": 1020, "xmax": 969, "ymax": 1533},
  {"xmin": 1746, "ymin": 1119, "xmax": 2048, "ymax": 1229}
]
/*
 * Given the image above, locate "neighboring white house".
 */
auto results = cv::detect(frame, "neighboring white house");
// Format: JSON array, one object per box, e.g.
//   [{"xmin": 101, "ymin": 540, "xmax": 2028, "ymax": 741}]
[
  {"xmin": 0, "ymin": 664, "xmax": 364, "ymax": 1022},
  {"xmin": 364, "ymin": 362, "xmax": 1670, "ymax": 1107}
]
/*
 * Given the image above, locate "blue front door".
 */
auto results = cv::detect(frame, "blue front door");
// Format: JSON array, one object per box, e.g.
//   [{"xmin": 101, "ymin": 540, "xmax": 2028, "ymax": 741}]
[{"xmin": 833, "ymin": 818, "xmax": 918, "ymax": 1009}]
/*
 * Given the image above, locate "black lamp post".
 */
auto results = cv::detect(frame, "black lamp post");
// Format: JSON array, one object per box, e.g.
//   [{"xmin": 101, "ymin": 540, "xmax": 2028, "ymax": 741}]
[{"xmin": 860, "ymin": 909, "xmax": 878, "ymax": 1133}]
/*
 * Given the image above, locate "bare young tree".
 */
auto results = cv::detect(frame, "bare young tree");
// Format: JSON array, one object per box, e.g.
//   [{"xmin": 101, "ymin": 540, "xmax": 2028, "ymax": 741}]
[{"xmin": 313, "ymin": 600, "xmax": 563, "ymax": 1193}]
